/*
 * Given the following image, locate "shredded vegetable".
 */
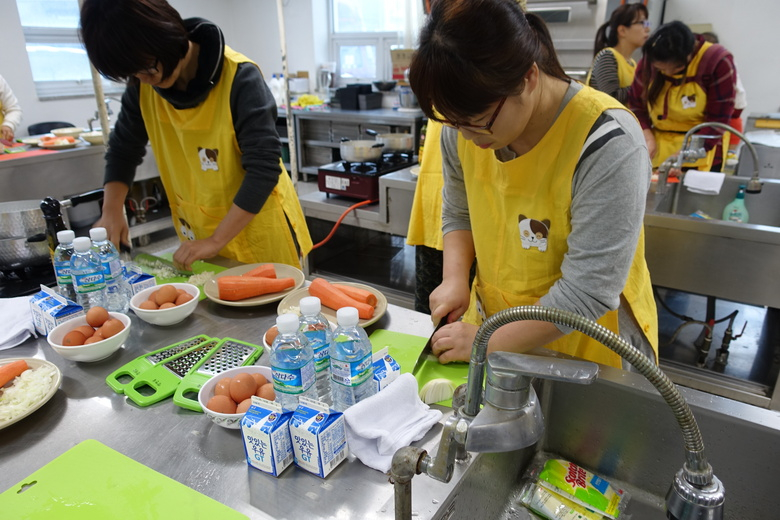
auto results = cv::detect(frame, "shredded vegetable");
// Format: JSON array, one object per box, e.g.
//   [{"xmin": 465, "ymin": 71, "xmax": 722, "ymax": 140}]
[{"xmin": 0, "ymin": 365, "xmax": 57, "ymax": 423}]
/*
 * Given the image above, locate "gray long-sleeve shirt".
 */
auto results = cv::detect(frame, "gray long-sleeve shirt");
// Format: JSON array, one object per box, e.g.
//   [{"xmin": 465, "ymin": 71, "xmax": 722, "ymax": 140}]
[{"xmin": 440, "ymin": 81, "xmax": 652, "ymax": 342}]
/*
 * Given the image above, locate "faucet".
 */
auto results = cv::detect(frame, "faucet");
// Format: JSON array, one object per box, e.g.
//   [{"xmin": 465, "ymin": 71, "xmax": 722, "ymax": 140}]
[
  {"xmin": 87, "ymin": 97, "xmax": 122, "ymax": 131},
  {"xmin": 390, "ymin": 306, "xmax": 725, "ymax": 520}
]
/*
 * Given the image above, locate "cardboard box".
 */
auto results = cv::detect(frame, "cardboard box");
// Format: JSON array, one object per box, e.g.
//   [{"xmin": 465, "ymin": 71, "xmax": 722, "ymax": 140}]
[
  {"xmin": 29, "ymin": 285, "xmax": 84, "ymax": 336},
  {"xmin": 123, "ymin": 264, "xmax": 156, "ymax": 296},
  {"xmin": 240, "ymin": 397, "xmax": 294, "ymax": 477},
  {"xmin": 289, "ymin": 397, "xmax": 348, "ymax": 478},
  {"xmin": 391, "ymin": 49, "xmax": 414, "ymax": 81},
  {"xmin": 373, "ymin": 347, "xmax": 401, "ymax": 392}
]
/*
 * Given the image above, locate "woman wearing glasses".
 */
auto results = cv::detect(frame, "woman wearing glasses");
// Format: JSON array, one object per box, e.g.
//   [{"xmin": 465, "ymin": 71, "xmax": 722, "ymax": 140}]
[
  {"xmin": 79, "ymin": 0, "xmax": 312, "ymax": 270},
  {"xmin": 587, "ymin": 3, "xmax": 650, "ymax": 104},
  {"xmin": 410, "ymin": 0, "xmax": 657, "ymax": 369}
]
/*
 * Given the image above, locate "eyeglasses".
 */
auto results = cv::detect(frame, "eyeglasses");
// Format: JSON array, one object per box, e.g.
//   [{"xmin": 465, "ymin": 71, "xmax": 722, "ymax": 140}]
[
  {"xmin": 437, "ymin": 97, "xmax": 507, "ymax": 135},
  {"xmin": 137, "ymin": 59, "xmax": 160, "ymax": 76},
  {"xmin": 632, "ymin": 20, "xmax": 651, "ymax": 29}
]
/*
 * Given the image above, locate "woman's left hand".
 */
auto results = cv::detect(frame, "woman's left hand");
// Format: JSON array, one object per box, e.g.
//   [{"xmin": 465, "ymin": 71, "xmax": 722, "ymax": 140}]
[
  {"xmin": 431, "ymin": 320, "xmax": 479, "ymax": 364},
  {"xmin": 172, "ymin": 238, "xmax": 221, "ymax": 271}
]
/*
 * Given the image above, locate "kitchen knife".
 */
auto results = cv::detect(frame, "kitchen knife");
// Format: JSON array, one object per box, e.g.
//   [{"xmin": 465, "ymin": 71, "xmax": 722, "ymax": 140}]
[
  {"xmin": 412, "ymin": 318, "xmax": 446, "ymax": 375},
  {"xmin": 134, "ymin": 252, "xmax": 193, "ymax": 276}
]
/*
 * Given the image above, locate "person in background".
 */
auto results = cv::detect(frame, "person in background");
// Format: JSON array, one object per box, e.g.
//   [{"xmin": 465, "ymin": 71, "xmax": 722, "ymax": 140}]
[
  {"xmin": 79, "ymin": 0, "xmax": 312, "ymax": 270},
  {"xmin": 700, "ymin": 31, "xmax": 747, "ymax": 150},
  {"xmin": 0, "ymin": 75, "xmax": 23, "ymax": 141},
  {"xmin": 587, "ymin": 3, "xmax": 650, "ymax": 104},
  {"xmin": 409, "ymin": 0, "xmax": 658, "ymax": 370},
  {"xmin": 626, "ymin": 21, "xmax": 738, "ymax": 171}
]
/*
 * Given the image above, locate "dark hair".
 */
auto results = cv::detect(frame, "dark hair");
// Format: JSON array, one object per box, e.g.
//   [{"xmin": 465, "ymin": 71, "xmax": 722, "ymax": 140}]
[
  {"xmin": 640, "ymin": 21, "xmax": 696, "ymax": 105},
  {"xmin": 409, "ymin": 0, "xmax": 568, "ymax": 123},
  {"xmin": 80, "ymin": 0, "xmax": 190, "ymax": 83},
  {"xmin": 593, "ymin": 3, "xmax": 649, "ymax": 55}
]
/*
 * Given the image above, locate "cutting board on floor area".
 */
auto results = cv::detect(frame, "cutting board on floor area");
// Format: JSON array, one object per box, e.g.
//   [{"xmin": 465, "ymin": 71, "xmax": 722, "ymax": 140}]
[
  {"xmin": 369, "ymin": 329, "xmax": 469, "ymax": 406},
  {"xmin": 0, "ymin": 439, "xmax": 247, "ymax": 519}
]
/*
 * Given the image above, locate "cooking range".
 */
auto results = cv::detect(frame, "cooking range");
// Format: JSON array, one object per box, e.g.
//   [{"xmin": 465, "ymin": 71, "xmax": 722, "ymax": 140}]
[
  {"xmin": 317, "ymin": 151, "xmax": 417, "ymax": 201},
  {"xmin": 0, "ymin": 264, "xmax": 55, "ymax": 298}
]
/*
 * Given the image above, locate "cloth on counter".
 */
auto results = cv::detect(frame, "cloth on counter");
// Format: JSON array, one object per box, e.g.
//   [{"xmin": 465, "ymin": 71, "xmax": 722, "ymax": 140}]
[
  {"xmin": 683, "ymin": 170, "xmax": 726, "ymax": 195},
  {"xmin": 0, "ymin": 296, "xmax": 37, "ymax": 350},
  {"xmin": 343, "ymin": 373, "xmax": 442, "ymax": 473}
]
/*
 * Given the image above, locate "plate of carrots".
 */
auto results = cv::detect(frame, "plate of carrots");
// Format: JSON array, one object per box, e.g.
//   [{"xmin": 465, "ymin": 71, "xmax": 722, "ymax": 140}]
[
  {"xmin": 276, "ymin": 277, "xmax": 388, "ymax": 328},
  {"xmin": 203, "ymin": 263, "xmax": 306, "ymax": 307},
  {"xmin": 0, "ymin": 358, "xmax": 62, "ymax": 430},
  {"xmin": 38, "ymin": 135, "xmax": 79, "ymax": 150}
]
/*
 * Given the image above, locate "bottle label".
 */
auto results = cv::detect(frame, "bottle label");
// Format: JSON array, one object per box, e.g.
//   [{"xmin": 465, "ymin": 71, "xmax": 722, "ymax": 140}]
[
  {"xmin": 54, "ymin": 261, "xmax": 72, "ymax": 284},
  {"xmin": 303, "ymin": 329, "xmax": 330, "ymax": 373},
  {"xmin": 330, "ymin": 351, "xmax": 373, "ymax": 388},
  {"xmin": 73, "ymin": 272, "xmax": 106, "ymax": 294},
  {"xmin": 101, "ymin": 258, "xmax": 121, "ymax": 283},
  {"xmin": 273, "ymin": 361, "xmax": 315, "ymax": 395}
]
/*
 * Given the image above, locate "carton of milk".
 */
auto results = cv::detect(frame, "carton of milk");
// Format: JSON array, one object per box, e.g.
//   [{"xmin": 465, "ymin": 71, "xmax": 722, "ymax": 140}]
[
  {"xmin": 29, "ymin": 285, "xmax": 84, "ymax": 336},
  {"xmin": 122, "ymin": 264, "xmax": 156, "ymax": 295},
  {"xmin": 240, "ymin": 396, "xmax": 294, "ymax": 477},
  {"xmin": 373, "ymin": 347, "xmax": 401, "ymax": 392},
  {"xmin": 289, "ymin": 397, "xmax": 348, "ymax": 478}
]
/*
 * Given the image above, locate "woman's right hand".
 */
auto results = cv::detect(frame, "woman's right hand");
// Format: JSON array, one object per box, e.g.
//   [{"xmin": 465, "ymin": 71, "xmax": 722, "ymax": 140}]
[
  {"xmin": 429, "ymin": 276, "xmax": 471, "ymax": 326},
  {"xmin": 643, "ymin": 128, "xmax": 657, "ymax": 159},
  {"xmin": 93, "ymin": 207, "xmax": 130, "ymax": 252}
]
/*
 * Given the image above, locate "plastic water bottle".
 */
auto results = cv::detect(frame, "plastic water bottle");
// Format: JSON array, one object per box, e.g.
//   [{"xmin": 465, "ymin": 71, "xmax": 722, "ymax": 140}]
[
  {"xmin": 89, "ymin": 227, "xmax": 130, "ymax": 313},
  {"xmin": 270, "ymin": 313, "xmax": 318, "ymax": 410},
  {"xmin": 52, "ymin": 230, "xmax": 77, "ymax": 301},
  {"xmin": 71, "ymin": 236, "xmax": 107, "ymax": 311},
  {"xmin": 299, "ymin": 296, "xmax": 333, "ymax": 406},
  {"xmin": 329, "ymin": 307, "xmax": 376, "ymax": 412}
]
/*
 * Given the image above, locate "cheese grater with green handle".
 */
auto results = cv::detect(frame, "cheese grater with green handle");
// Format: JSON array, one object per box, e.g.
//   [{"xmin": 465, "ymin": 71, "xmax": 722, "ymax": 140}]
[
  {"xmin": 173, "ymin": 338, "xmax": 264, "ymax": 412},
  {"xmin": 106, "ymin": 335, "xmax": 213, "ymax": 394},
  {"xmin": 124, "ymin": 338, "xmax": 222, "ymax": 407}
]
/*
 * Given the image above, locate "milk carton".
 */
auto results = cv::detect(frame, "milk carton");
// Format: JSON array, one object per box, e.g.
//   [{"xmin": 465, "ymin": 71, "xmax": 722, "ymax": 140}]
[
  {"xmin": 122, "ymin": 264, "xmax": 156, "ymax": 295},
  {"xmin": 373, "ymin": 347, "xmax": 401, "ymax": 392},
  {"xmin": 29, "ymin": 285, "xmax": 84, "ymax": 336},
  {"xmin": 240, "ymin": 396, "xmax": 294, "ymax": 477},
  {"xmin": 289, "ymin": 397, "xmax": 348, "ymax": 478}
]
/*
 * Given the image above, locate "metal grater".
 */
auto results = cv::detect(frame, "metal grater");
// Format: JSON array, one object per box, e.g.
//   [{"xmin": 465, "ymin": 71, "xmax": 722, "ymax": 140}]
[
  {"xmin": 173, "ymin": 338, "xmax": 263, "ymax": 412},
  {"xmin": 123, "ymin": 339, "xmax": 221, "ymax": 407},
  {"xmin": 105, "ymin": 335, "xmax": 212, "ymax": 394}
]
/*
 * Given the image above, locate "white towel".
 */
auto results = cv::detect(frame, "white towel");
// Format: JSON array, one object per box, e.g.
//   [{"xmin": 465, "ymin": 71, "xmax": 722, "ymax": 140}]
[
  {"xmin": 343, "ymin": 373, "xmax": 442, "ymax": 473},
  {"xmin": 683, "ymin": 170, "xmax": 726, "ymax": 195},
  {"xmin": 0, "ymin": 296, "xmax": 37, "ymax": 350}
]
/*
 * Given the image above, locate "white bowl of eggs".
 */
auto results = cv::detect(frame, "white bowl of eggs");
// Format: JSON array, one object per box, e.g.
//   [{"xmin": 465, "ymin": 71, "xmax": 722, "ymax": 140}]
[
  {"xmin": 198, "ymin": 365, "xmax": 275, "ymax": 429},
  {"xmin": 129, "ymin": 283, "xmax": 199, "ymax": 326},
  {"xmin": 47, "ymin": 308, "xmax": 131, "ymax": 362}
]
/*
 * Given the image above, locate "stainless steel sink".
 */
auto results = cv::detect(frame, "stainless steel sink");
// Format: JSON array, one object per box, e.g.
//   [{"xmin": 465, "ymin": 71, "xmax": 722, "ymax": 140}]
[
  {"xmin": 426, "ymin": 363, "xmax": 780, "ymax": 520},
  {"xmin": 644, "ymin": 175, "xmax": 780, "ymax": 308}
]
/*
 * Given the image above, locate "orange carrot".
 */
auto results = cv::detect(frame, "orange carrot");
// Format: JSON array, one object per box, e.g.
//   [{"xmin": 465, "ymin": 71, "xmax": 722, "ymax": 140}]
[
  {"xmin": 243, "ymin": 264, "xmax": 277, "ymax": 278},
  {"xmin": 308, "ymin": 278, "xmax": 374, "ymax": 320},
  {"xmin": 333, "ymin": 284, "xmax": 377, "ymax": 307},
  {"xmin": 0, "ymin": 359, "xmax": 29, "ymax": 388},
  {"xmin": 217, "ymin": 276, "xmax": 295, "ymax": 301}
]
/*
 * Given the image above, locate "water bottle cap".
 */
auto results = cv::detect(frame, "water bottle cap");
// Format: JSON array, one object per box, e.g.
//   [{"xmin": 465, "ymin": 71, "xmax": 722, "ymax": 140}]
[
  {"xmin": 73, "ymin": 236, "xmax": 92, "ymax": 252},
  {"xmin": 276, "ymin": 312, "xmax": 300, "ymax": 333},
  {"xmin": 336, "ymin": 306, "xmax": 359, "ymax": 327},
  {"xmin": 299, "ymin": 296, "xmax": 321, "ymax": 315},
  {"xmin": 57, "ymin": 230, "xmax": 75, "ymax": 243},
  {"xmin": 89, "ymin": 227, "xmax": 107, "ymax": 241}
]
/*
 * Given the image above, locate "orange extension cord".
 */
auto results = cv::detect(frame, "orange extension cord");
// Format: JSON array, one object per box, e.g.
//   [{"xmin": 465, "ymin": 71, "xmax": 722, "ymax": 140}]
[{"xmin": 310, "ymin": 198, "xmax": 378, "ymax": 250}]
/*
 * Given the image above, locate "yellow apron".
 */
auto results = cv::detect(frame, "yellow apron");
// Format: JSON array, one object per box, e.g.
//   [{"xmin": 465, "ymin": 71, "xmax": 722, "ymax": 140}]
[
  {"xmin": 139, "ymin": 46, "xmax": 312, "ymax": 267},
  {"xmin": 649, "ymin": 41, "xmax": 729, "ymax": 170},
  {"xmin": 586, "ymin": 47, "xmax": 637, "ymax": 90},
  {"xmin": 457, "ymin": 87, "xmax": 658, "ymax": 368},
  {"xmin": 406, "ymin": 120, "xmax": 444, "ymax": 250}
]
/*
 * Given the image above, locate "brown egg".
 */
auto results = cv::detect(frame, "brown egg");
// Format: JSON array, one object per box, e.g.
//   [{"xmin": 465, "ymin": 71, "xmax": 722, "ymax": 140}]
[
  {"xmin": 214, "ymin": 377, "xmax": 232, "ymax": 397},
  {"xmin": 264, "ymin": 326, "xmax": 279, "ymax": 345},
  {"xmin": 229, "ymin": 373, "xmax": 258, "ymax": 403},
  {"xmin": 74, "ymin": 325, "xmax": 96, "ymax": 339},
  {"xmin": 138, "ymin": 300, "xmax": 158, "ymax": 310},
  {"xmin": 207, "ymin": 394, "xmax": 237, "ymax": 414},
  {"xmin": 258, "ymin": 383, "xmax": 275, "ymax": 401},
  {"xmin": 62, "ymin": 330, "xmax": 87, "ymax": 346},
  {"xmin": 176, "ymin": 288, "xmax": 186, "ymax": 296},
  {"xmin": 147, "ymin": 290, "xmax": 159, "ymax": 303},
  {"xmin": 154, "ymin": 285, "xmax": 178, "ymax": 306},
  {"xmin": 84, "ymin": 335, "xmax": 103, "ymax": 344},
  {"xmin": 158, "ymin": 302, "xmax": 176, "ymax": 309},
  {"xmin": 236, "ymin": 398, "xmax": 253, "ymax": 414},
  {"xmin": 100, "ymin": 318, "xmax": 124, "ymax": 338},
  {"xmin": 174, "ymin": 292, "xmax": 194, "ymax": 306},
  {"xmin": 251, "ymin": 372, "xmax": 268, "ymax": 390},
  {"xmin": 86, "ymin": 306, "xmax": 109, "ymax": 328}
]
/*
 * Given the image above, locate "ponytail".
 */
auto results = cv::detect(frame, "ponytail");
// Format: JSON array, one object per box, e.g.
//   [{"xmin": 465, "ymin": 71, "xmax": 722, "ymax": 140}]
[
  {"xmin": 525, "ymin": 12, "xmax": 569, "ymax": 81},
  {"xmin": 593, "ymin": 22, "xmax": 612, "ymax": 55}
]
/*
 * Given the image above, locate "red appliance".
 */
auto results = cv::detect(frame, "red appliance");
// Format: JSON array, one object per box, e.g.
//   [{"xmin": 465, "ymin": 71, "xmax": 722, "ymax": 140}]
[{"xmin": 318, "ymin": 152, "xmax": 417, "ymax": 201}]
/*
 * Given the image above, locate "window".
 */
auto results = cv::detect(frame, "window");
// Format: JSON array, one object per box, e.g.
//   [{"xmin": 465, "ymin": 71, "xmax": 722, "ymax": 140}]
[
  {"xmin": 329, "ymin": 0, "xmax": 422, "ymax": 84},
  {"xmin": 16, "ymin": 0, "xmax": 123, "ymax": 100}
]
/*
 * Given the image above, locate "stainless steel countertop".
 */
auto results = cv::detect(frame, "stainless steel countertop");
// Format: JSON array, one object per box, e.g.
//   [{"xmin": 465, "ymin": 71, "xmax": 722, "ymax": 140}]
[{"xmin": 0, "ymin": 268, "xmax": 473, "ymax": 520}]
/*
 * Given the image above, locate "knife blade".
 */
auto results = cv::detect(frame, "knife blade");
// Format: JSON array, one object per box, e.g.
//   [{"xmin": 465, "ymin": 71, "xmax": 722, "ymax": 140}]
[
  {"xmin": 134, "ymin": 253, "xmax": 193, "ymax": 276},
  {"xmin": 412, "ymin": 318, "xmax": 447, "ymax": 376}
]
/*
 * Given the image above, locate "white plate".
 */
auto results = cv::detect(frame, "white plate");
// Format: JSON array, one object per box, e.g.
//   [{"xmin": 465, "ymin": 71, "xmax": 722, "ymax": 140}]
[
  {"xmin": 276, "ymin": 281, "xmax": 387, "ymax": 327},
  {"xmin": 39, "ymin": 141, "xmax": 78, "ymax": 150},
  {"xmin": 19, "ymin": 137, "xmax": 41, "ymax": 146},
  {"xmin": 409, "ymin": 166, "xmax": 420, "ymax": 178},
  {"xmin": 203, "ymin": 263, "xmax": 305, "ymax": 307},
  {"xmin": 0, "ymin": 357, "xmax": 62, "ymax": 430}
]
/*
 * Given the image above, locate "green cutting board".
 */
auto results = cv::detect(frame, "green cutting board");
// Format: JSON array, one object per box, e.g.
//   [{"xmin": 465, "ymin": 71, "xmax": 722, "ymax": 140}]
[
  {"xmin": 135, "ymin": 253, "xmax": 227, "ymax": 300},
  {"xmin": 369, "ymin": 329, "xmax": 469, "ymax": 406},
  {"xmin": 0, "ymin": 440, "xmax": 247, "ymax": 519}
]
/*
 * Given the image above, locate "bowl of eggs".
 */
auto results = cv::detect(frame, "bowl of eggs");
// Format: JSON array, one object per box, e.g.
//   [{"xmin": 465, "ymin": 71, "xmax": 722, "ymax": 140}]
[
  {"xmin": 129, "ymin": 283, "xmax": 199, "ymax": 326},
  {"xmin": 47, "ymin": 307, "xmax": 131, "ymax": 362},
  {"xmin": 198, "ymin": 365, "xmax": 275, "ymax": 429}
]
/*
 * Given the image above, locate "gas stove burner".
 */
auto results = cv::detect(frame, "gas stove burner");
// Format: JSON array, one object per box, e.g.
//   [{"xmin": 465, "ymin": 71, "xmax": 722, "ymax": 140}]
[
  {"xmin": 0, "ymin": 263, "xmax": 56, "ymax": 298},
  {"xmin": 319, "ymin": 151, "xmax": 418, "ymax": 201}
]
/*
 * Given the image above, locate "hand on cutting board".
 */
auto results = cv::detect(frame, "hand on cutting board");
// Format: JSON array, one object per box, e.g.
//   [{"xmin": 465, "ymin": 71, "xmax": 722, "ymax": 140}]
[
  {"xmin": 430, "ymin": 320, "xmax": 478, "ymax": 364},
  {"xmin": 172, "ymin": 238, "xmax": 221, "ymax": 271},
  {"xmin": 429, "ymin": 277, "xmax": 471, "ymax": 327}
]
